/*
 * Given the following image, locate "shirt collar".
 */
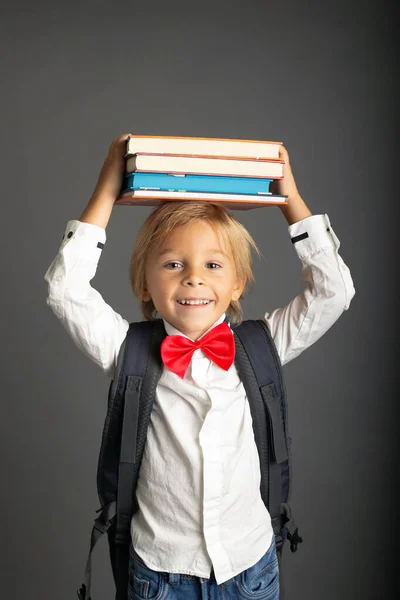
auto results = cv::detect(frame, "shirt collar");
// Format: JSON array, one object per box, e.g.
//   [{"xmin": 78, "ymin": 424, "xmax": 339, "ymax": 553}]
[{"xmin": 163, "ymin": 312, "xmax": 229, "ymax": 340}]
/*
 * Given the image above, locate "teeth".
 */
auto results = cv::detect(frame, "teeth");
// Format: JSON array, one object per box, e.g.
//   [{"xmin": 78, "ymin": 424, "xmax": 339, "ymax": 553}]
[{"xmin": 178, "ymin": 299, "xmax": 210, "ymax": 305}]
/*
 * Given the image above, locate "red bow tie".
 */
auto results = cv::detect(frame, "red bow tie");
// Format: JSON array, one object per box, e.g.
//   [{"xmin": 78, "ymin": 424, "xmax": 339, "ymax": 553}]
[{"xmin": 160, "ymin": 321, "xmax": 235, "ymax": 379}]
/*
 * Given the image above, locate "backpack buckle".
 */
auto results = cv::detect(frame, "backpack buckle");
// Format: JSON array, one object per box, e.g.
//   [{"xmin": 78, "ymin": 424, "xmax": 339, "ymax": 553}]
[
  {"xmin": 286, "ymin": 528, "xmax": 303, "ymax": 552},
  {"xmin": 94, "ymin": 513, "xmax": 112, "ymax": 535},
  {"xmin": 77, "ymin": 584, "xmax": 87, "ymax": 600},
  {"xmin": 93, "ymin": 502, "xmax": 116, "ymax": 534},
  {"xmin": 281, "ymin": 502, "xmax": 303, "ymax": 552}
]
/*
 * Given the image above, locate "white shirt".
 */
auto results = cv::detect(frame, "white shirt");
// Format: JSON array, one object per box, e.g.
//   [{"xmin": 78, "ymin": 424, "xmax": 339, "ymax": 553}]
[{"xmin": 44, "ymin": 213, "xmax": 355, "ymax": 584}]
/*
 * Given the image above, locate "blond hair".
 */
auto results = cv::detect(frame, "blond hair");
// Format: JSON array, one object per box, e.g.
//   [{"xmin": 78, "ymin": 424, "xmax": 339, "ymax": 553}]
[{"xmin": 129, "ymin": 201, "xmax": 261, "ymax": 325}]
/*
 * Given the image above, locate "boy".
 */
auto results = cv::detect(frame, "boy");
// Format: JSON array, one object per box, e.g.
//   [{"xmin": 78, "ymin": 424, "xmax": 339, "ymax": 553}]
[{"xmin": 44, "ymin": 134, "xmax": 355, "ymax": 599}]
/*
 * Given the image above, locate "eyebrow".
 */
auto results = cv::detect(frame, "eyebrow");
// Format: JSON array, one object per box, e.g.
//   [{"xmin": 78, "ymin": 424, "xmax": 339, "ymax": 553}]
[{"xmin": 158, "ymin": 248, "xmax": 228, "ymax": 257}]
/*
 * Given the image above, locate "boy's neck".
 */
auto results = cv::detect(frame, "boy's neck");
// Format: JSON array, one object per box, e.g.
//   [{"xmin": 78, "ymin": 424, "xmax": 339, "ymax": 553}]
[{"xmin": 162, "ymin": 313, "xmax": 228, "ymax": 340}]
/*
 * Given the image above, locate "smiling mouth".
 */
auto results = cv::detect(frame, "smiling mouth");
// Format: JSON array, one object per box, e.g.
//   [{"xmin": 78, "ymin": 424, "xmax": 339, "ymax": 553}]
[{"xmin": 176, "ymin": 299, "xmax": 213, "ymax": 306}]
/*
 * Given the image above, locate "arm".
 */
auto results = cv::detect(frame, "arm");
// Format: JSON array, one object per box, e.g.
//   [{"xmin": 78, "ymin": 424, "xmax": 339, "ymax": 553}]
[
  {"xmin": 44, "ymin": 219, "xmax": 130, "ymax": 379},
  {"xmin": 44, "ymin": 134, "xmax": 134, "ymax": 379},
  {"xmin": 79, "ymin": 133, "xmax": 132, "ymax": 228},
  {"xmin": 264, "ymin": 213, "xmax": 355, "ymax": 366},
  {"xmin": 263, "ymin": 146, "xmax": 356, "ymax": 365}
]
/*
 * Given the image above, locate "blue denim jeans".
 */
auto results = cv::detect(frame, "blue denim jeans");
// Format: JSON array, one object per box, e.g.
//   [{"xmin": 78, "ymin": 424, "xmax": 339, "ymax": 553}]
[{"xmin": 128, "ymin": 535, "xmax": 280, "ymax": 599}]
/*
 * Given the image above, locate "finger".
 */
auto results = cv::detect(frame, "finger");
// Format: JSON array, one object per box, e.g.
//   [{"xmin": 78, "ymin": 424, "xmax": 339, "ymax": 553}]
[
  {"xmin": 118, "ymin": 133, "xmax": 134, "ymax": 143},
  {"xmin": 279, "ymin": 144, "xmax": 289, "ymax": 163},
  {"xmin": 109, "ymin": 134, "xmax": 133, "ymax": 150}
]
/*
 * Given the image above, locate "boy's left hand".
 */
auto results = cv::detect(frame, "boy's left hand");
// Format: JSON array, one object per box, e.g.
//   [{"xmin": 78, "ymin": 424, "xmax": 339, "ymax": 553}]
[{"xmin": 269, "ymin": 145, "xmax": 302, "ymax": 201}]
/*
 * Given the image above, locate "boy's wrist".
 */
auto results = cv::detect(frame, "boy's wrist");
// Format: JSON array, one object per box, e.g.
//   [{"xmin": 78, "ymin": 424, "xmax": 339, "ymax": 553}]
[
  {"xmin": 89, "ymin": 190, "xmax": 116, "ymax": 205},
  {"xmin": 279, "ymin": 193, "xmax": 312, "ymax": 226},
  {"xmin": 79, "ymin": 193, "xmax": 116, "ymax": 229}
]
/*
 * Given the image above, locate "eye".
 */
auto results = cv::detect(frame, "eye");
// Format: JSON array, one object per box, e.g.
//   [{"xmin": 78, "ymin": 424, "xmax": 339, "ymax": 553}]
[{"xmin": 164, "ymin": 261, "xmax": 221, "ymax": 271}]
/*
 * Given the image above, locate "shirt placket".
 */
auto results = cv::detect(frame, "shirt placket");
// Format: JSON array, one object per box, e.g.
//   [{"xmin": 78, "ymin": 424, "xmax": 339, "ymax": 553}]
[{"xmin": 191, "ymin": 352, "xmax": 232, "ymax": 575}]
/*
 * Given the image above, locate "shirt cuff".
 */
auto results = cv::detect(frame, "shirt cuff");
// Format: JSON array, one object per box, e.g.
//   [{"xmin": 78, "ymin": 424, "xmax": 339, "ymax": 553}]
[
  {"xmin": 288, "ymin": 213, "xmax": 340, "ymax": 259},
  {"xmin": 61, "ymin": 219, "xmax": 106, "ymax": 245}
]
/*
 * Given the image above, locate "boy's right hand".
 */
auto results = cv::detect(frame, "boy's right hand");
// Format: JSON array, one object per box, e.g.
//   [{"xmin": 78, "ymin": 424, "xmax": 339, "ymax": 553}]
[{"xmin": 90, "ymin": 133, "xmax": 133, "ymax": 204}]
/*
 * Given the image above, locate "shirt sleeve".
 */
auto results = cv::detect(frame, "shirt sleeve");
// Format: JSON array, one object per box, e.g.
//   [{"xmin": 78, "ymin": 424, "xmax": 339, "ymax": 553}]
[
  {"xmin": 263, "ymin": 213, "xmax": 356, "ymax": 366},
  {"xmin": 44, "ymin": 219, "xmax": 129, "ymax": 380}
]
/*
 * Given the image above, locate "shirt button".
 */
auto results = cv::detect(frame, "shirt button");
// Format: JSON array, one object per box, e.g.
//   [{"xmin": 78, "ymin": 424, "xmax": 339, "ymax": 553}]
[{"xmin": 67, "ymin": 231, "xmax": 73, "ymax": 238}]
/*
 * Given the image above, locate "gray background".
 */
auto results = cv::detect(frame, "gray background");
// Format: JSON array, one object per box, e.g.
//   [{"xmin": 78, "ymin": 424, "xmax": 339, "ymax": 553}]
[{"xmin": 1, "ymin": 0, "xmax": 398, "ymax": 598}]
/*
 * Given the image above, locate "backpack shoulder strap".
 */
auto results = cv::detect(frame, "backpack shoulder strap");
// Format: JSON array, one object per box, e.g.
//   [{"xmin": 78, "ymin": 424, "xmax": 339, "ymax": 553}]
[
  {"xmin": 232, "ymin": 319, "xmax": 290, "ymax": 543},
  {"xmin": 233, "ymin": 320, "xmax": 287, "ymax": 492},
  {"xmin": 233, "ymin": 318, "xmax": 302, "ymax": 554},
  {"xmin": 114, "ymin": 319, "xmax": 166, "ymax": 600},
  {"xmin": 77, "ymin": 319, "xmax": 166, "ymax": 600}
]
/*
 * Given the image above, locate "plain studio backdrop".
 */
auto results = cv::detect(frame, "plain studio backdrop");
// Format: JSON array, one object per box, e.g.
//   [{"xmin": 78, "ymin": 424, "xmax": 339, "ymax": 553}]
[{"xmin": 1, "ymin": 0, "xmax": 398, "ymax": 598}]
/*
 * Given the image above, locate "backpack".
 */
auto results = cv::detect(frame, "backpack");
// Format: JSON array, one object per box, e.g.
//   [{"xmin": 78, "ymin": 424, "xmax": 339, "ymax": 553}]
[{"xmin": 77, "ymin": 318, "xmax": 303, "ymax": 600}]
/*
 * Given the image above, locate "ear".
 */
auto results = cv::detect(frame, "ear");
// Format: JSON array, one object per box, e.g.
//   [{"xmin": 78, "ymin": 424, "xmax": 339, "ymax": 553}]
[
  {"xmin": 231, "ymin": 279, "xmax": 245, "ymax": 302},
  {"xmin": 142, "ymin": 285, "xmax": 151, "ymax": 302}
]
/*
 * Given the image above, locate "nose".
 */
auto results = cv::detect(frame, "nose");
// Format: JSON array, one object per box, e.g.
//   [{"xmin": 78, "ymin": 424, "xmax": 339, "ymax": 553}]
[{"xmin": 182, "ymin": 265, "xmax": 204, "ymax": 286}]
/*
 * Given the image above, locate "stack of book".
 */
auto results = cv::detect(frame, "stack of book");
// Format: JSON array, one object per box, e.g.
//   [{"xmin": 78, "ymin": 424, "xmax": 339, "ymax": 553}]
[{"xmin": 115, "ymin": 135, "xmax": 288, "ymax": 210}]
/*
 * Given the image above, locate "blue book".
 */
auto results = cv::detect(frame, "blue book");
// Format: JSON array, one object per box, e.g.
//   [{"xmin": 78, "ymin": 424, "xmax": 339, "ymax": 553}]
[{"xmin": 121, "ymin": 172, "xmax": 272, "ymax": 195}]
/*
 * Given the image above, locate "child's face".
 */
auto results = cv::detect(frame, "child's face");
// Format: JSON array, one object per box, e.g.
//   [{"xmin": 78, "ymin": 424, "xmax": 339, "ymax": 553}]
[{"xmin": 143, "ymin": 220, "xmax": 244, "ymax": 340}]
